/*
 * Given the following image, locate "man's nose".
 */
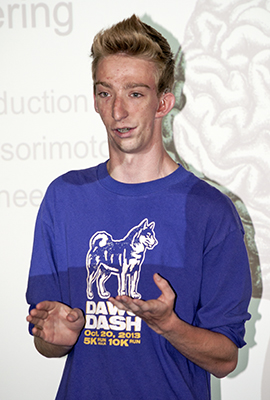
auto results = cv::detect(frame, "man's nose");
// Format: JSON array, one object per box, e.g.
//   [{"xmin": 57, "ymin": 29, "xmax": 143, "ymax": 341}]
[{"xmin": 112, "ymin": 96, "xmax": 128, "ymax": 121}]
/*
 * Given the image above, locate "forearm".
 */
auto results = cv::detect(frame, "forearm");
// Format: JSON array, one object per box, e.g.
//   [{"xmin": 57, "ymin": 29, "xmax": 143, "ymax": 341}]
[
  {"xmin": 161, "ymin": 312, "xmax": 238, "ymax": 378},
  {"xmin": 34, "ymin": 336, "xmax": 73, "ymax": 358}
]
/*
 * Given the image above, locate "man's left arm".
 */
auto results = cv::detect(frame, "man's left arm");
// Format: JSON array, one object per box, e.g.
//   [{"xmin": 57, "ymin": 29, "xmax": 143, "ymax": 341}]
[{"xmin": 109, "ymin": 273, "xmax": 238, "ymax": 378}]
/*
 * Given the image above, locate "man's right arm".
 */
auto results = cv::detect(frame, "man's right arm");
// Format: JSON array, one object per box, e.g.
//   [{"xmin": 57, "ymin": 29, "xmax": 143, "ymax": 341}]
[{"xmin": 26, "ymin": 300, "xmax": 85, "ymax": 358}]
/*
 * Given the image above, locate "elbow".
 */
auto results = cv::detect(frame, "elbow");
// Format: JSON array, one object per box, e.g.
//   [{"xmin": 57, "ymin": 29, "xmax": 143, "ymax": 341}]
[{"xmin": 212, "ymin": 352, "xmax": 238, "ymax": 379}]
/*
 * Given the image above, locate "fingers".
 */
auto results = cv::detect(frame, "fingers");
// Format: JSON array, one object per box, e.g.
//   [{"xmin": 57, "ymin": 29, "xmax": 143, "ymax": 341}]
[
  {"xmin": 36, "ymin": 300, "xmax": 57, "ymax": 311},
  {"xmin": 26, "ymin": 309, "xmax": 47, "ymax": 339},
  {"xmin": 108, "ymin": 274, "xmax": 176, "ymax": 323},
  {"xmin": 32, "ymin": 325, "xmax": 45, "ymax": 339},
  {"xmin": 109, "ymin": 296, "xmax": 130, "ymax": 310},
  {"xmin": 109, "ymin": 295, "xmax": 151, "ymax": 317},
  {"xmin": 26, "ymin": 300, "xmax": 56, "ymax": 322},
  {"xmin": 109, "ymin": 296, "xmax": 138, "ymax": 313},
  {"xmin": 108, "ymin": 274, "xmax": 175, "ymax": 311},
  {"xmin": 26, "ymin": 307, "xmax": 48, "ymax": 325},
  {"xmin": 26, "ymin": 301, "xmax": 63, "ymax": 329}
]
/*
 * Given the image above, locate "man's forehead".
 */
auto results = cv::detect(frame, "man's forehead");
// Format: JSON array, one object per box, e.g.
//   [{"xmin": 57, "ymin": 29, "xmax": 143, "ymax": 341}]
[
  {"xmin": 96, "ymin": 54, "xmax": 156, "ymax": 75},
  {"xmin": 94, "ymin": 54, "xmax": 158, "ymax": 92}
]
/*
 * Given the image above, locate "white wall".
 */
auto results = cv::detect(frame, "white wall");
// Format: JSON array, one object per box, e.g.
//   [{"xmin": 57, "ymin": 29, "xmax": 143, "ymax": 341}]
[{"xmin": 0, "ymin": 1, "xmax": 269, "ymax": 399}]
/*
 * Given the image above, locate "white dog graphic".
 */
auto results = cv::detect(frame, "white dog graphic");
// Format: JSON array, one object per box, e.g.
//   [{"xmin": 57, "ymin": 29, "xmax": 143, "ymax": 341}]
[{"xmin": 86, "ymin": 218, "xmax": 158, "ymax": 300}]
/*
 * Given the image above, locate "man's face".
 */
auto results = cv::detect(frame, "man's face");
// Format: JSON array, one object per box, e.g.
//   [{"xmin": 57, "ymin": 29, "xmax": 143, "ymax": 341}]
[{"xmin": 94, "ymin": 54, "xmax": 164, "ymax": 156}]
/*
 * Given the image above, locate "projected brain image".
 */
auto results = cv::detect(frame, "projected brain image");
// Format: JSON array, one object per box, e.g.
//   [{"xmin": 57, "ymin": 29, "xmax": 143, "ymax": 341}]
[{"xmin": 163, "ymin": 0, "xmax": 270, "ymax": 298}]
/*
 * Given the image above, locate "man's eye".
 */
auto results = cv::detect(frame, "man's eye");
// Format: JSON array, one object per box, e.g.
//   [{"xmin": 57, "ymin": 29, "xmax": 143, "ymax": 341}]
[
  {"xmin": 131, "ymin": 92, "xmax": 142, "ymax": 98},
  {"xmin": 98, "ymin": 92, "xmax": 110, "ymax": 98}
]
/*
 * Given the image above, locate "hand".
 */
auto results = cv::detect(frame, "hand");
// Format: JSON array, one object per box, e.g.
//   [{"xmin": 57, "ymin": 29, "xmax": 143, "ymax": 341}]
[
  {"xmin": 26, "ymin": 301, "xmax": 85, "ymax": 347},
  {"xmin": 109, "ymin": 273, "xmax": 176, "ymax": 335},
  {"xmin": 110, "ymin": 274, "xmax": 238, "ymax": 378}
]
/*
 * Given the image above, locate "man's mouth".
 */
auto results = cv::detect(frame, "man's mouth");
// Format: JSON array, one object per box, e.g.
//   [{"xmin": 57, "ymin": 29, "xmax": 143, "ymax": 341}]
[{"xmin": 116, "ymin": 128, "xmax": 131, "ymax": 133}]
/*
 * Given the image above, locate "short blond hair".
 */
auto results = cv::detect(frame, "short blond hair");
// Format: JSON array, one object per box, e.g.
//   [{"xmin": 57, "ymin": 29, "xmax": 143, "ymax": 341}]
[{"xmin": 91, "ymin": 15, "xmax": 175, "ymax": 95}]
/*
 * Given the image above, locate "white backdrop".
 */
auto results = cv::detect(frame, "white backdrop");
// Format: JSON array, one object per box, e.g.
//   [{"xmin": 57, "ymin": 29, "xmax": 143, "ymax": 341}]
[{"xmin": 1, "ymin": 1, "xmax": 269, "ymax": 399}]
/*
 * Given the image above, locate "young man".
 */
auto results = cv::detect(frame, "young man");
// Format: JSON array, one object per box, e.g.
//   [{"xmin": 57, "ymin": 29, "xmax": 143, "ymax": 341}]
[{"xmin": 26, "ymin": 15, "xmax": 251, "ymax": 400}]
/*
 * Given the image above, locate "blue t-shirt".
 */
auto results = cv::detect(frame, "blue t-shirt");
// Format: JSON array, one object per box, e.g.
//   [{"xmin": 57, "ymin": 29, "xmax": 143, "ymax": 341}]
[{"xmin": 26, "ymin": 162, "xmax": 251, "ymax": 400}]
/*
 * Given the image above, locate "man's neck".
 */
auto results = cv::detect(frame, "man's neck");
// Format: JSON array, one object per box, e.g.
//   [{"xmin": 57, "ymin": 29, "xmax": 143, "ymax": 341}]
[{"xmin": 107, "ymin": 150, "xmax": 178, "ymax": 184}]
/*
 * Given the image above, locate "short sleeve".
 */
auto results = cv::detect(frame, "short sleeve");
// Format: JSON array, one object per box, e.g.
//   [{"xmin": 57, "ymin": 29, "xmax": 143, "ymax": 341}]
[
  {"xmin": 26, "ymin": 186, "xmax": 63, "ymax": 309},
  {"xmin": 195, "ymin": 227, "xmax": 252, "ymax": 348}
]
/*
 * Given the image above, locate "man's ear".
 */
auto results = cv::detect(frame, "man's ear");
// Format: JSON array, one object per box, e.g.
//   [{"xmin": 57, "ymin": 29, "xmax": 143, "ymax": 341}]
[{"xmin": 156, "ymin": 92, "xmax": 175, "ymax": 118}]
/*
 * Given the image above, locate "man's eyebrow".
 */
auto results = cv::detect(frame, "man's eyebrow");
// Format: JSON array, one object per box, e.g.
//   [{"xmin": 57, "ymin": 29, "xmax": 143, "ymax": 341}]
[
  {"xmin": 125, "ymin": 83, "xmax": 151, "ymax": 90},
  {"xmin": 95, "ymin": 81, "xmax": 151, "ymax": 90},
  {"xmin": 95, "ymin": 81, "xmax": 112, "ymax": 88}
]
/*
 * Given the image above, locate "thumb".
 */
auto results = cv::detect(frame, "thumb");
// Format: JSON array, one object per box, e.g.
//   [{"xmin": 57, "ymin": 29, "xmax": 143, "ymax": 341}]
[
  {"xmin": 153, "ymin": 273, "xmax": 175, "ymax": 301},
  {"xmin": 153, "ymin": 273, "xmax": 167, "ymax": 289},
  {"xmin": 67, "ymin": 308, "xmax": 82, "ymax": 322}
]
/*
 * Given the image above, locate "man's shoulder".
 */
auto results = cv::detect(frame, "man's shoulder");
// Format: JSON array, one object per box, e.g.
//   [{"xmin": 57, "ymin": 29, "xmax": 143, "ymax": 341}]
[
  {"xmin": 41, "ymin": 163, "xmax": 104, "ymax": 205},
  {"xmin": 48, "ymin": 163, "xmax": 102, "ymax": 190},
  {"xmin": 61, "ymin": 165, "xmax": 99, "ymax": 185},
  {"xmin": 185, "ymin": 172, "xmax": 230, "ymax": 204},
  {"xmin": 181, "ymin": 170, "xmax": 242, "ymax": 225}
]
